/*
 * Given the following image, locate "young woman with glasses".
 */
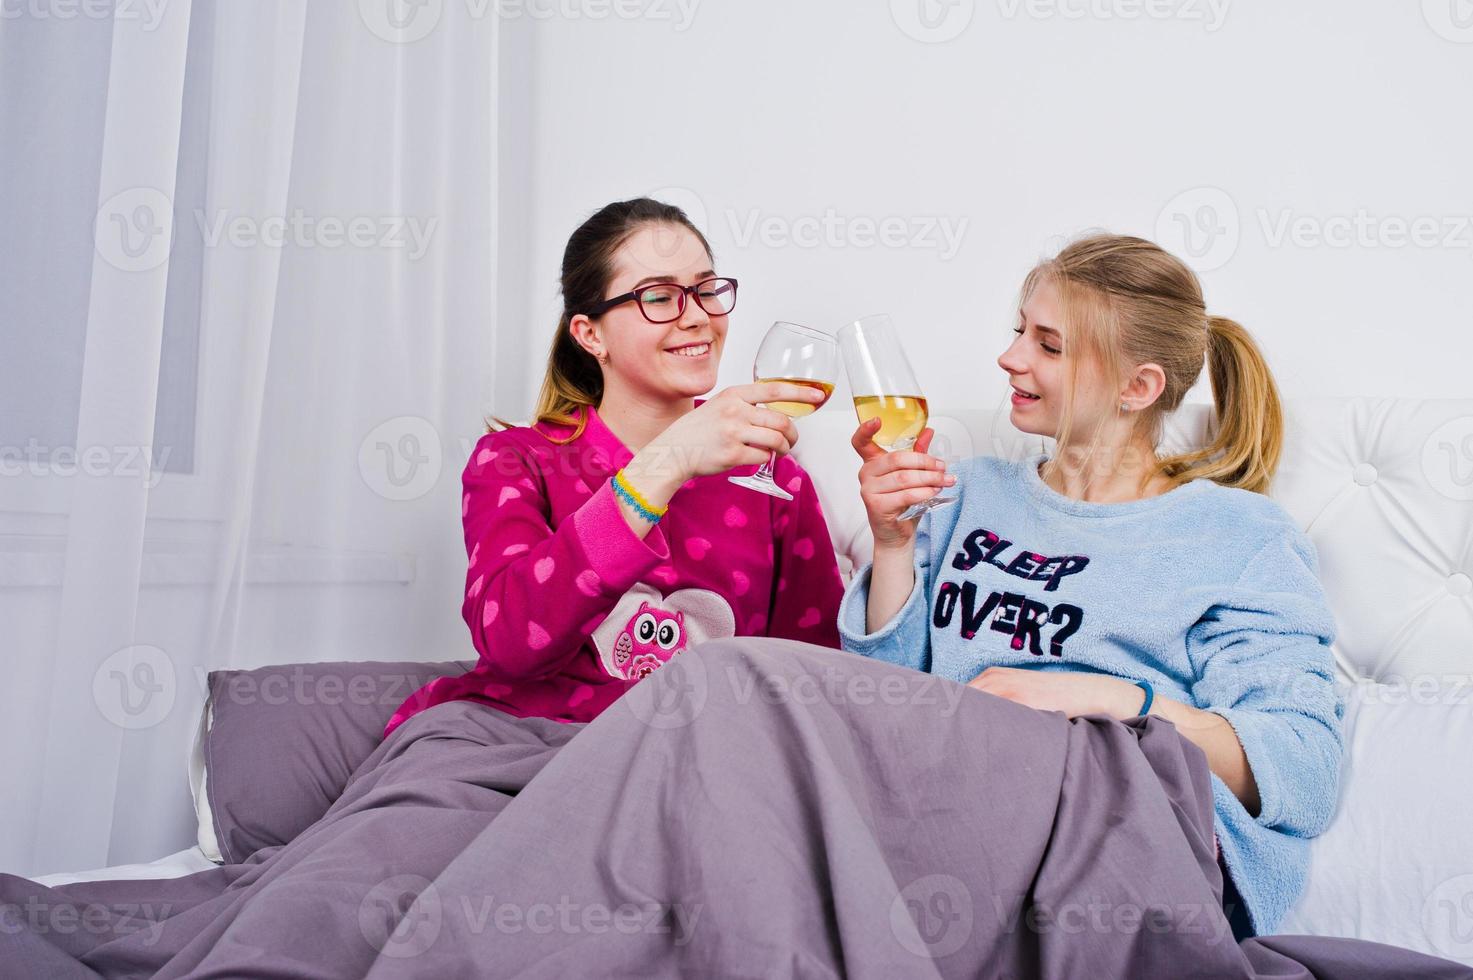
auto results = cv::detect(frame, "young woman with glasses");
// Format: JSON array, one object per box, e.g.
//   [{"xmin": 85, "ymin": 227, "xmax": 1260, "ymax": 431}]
[{"xmin": 385, "ymin": 198, "xmax": 845, "ymax": 735}]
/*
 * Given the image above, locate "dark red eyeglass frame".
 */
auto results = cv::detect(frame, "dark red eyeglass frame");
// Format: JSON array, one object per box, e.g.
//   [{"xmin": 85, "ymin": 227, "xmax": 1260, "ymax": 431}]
[{"xmin": 580, "ymin": 277, "xmax": 739, "ymax": 324}]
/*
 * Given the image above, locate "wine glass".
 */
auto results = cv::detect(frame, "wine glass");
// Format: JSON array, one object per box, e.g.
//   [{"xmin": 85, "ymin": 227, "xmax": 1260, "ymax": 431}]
[
  {"xmin": 837, "ymin": 314, "xmax": 956, "ymax": 521},
  {"xmin": 728, "ymin": 321, "xmax": 838, "ymax": 501}
]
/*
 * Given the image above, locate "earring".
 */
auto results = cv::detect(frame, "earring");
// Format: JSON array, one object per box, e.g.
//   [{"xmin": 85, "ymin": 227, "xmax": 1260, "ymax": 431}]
[
  {"xmin": 596, "ymin": 351, "xmax": 609, "ymax": 365},
  {"xmin": 1120, "ymin": 402, "xmax": 1130, "ymax": 412}
]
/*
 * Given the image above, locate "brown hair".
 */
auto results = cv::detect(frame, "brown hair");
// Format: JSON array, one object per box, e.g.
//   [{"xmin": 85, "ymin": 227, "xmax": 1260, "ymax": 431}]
[
  {"xmin": 486, "ymin": 198, "xmax": 714, "ymax": 443},
  {"xmin": 1020, "ymin": 232, "xmax": 1283, "ymax": 496}
]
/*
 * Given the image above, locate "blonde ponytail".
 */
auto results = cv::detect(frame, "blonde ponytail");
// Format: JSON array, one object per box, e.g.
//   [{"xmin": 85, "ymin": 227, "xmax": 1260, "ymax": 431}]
[{"xmin": 1157, "ymin": 315, "xmax": 1283, "ymax": 495}]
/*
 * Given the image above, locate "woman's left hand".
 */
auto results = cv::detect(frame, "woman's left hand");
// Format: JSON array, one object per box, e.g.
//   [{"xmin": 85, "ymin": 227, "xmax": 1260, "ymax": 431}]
[
  {"xmin": 971, "ymin": 666, "xmax": 1262, "ymax": 814},
  {"xmin": 967, "ymin": 666, "xmax": 1147, "ymax": 720}
]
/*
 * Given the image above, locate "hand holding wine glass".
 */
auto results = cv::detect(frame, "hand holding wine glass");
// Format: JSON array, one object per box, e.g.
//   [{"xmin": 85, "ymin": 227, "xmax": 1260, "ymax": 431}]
[
  {"xmin": 728, "ymin": 321, "xmax": 838, "ymax": 500},
  {"xmin": 838, "ymin": 314, "xmax": 957, "ymax": 522},
  {"xmin": 625, "ymin": 380, "xmax": 822, "ymax": 497},
  {"xmin": 850, "ymin": 420, "xmax": 956, "ymax": 545}
]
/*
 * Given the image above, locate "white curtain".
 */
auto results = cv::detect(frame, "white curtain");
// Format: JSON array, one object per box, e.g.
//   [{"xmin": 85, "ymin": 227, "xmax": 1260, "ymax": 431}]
[{"xmin": 1, "ymin": 0, "xmax": 500, "ymax": 877}]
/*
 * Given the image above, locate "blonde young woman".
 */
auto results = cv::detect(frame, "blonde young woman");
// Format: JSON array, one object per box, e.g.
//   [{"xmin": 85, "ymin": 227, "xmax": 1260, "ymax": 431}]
[{"xmin": 840, "ymin": 234, "xmax": 1343, "ymax": 939}]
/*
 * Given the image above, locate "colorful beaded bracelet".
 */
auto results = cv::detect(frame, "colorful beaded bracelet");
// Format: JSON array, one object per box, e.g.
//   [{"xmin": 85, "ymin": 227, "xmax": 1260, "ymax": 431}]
[{"xmin": 612, "ymin": 469, "xmax": 667, "ymax": 523}]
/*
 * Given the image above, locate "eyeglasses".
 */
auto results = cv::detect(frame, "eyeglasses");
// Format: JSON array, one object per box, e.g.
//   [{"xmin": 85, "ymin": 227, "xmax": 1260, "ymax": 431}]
[{"xmin": 581, "ymin": 277, "xmax": 738, "ymax": 324}]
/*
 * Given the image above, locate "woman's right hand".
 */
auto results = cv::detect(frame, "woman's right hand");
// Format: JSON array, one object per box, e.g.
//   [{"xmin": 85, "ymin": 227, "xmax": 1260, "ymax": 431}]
[
  {"xmin": 624, "ymin": 382, "xmax": 825, "ymax": 500},
  {"xmin": 851, "ymin": 419, "xmax": 956, "ymax": 548}
]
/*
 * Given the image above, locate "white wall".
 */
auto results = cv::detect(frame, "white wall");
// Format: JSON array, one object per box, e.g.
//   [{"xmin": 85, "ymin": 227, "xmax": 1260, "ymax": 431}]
[{"xmin": 503, "ymin": 0, "xmax": 1473, "ymax": 422}]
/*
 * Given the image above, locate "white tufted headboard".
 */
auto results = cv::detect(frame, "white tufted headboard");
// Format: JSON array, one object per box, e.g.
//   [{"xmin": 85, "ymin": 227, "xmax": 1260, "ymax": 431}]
[{"xmin": 791, "ymin": 397, "xmax": 1473, "ymax": 690}]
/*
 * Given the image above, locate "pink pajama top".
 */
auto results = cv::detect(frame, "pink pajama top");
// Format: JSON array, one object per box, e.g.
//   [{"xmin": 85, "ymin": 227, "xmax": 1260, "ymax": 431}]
[{"xmin": 384, "ymin": 404, "xmax": 845, "ymax": 736}]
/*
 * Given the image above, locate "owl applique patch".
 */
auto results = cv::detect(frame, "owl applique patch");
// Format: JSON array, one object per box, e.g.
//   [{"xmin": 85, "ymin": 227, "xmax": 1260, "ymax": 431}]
[{"xmin": 590, "ymin": 583, "xmax": 736, "ymax": 681}]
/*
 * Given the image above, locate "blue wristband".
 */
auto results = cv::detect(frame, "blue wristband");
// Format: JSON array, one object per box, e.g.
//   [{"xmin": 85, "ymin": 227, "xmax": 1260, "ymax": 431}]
[{"xmin": 1132, "ymin": 680, "xmax": 1154, "ymax": 717}]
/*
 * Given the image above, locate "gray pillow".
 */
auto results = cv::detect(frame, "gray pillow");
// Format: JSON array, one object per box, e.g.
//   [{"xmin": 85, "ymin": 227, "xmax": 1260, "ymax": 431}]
[{"xmin": 192, "ymin": 658, "xmax": 474, "ymax": 864}]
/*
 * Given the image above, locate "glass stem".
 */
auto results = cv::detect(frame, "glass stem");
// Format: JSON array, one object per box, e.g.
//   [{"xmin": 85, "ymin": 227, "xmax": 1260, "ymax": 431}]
[{"xmin": 756, "ymin": 450, "xmax": 777, "ymax": 480}]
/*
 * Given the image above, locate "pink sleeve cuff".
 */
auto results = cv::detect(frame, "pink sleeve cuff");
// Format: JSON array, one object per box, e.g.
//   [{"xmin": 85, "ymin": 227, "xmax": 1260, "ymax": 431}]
[{"xmin": 572, "ymin": 479, "xmax": 669, "ymax": 594}]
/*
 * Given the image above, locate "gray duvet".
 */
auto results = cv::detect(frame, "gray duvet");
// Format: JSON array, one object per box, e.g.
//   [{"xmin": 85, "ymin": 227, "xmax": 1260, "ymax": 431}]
[{"xmin": 2, "ymin": 638, "xmax": 1467, "ymax": 978}]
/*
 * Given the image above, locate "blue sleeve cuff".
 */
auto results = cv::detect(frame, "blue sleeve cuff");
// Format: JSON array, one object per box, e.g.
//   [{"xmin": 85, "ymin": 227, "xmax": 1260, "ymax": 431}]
[
  {"xmin": 1201, "ymin": 702, "xmax": 1342, "ymax": 837},
  {"xmin": 837, "ymin": 561, "xmax": 929, "ymax": 670}
]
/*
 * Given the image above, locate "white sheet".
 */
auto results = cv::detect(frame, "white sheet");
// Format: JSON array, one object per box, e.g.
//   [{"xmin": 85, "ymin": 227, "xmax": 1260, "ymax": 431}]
[
  {"xmin": 31, "ymin": 845, "xmax": 219, "ymax": 889},
  {"xmin": 1278, "ymin": 680, "xmax": 1473, "ymax": 966}
]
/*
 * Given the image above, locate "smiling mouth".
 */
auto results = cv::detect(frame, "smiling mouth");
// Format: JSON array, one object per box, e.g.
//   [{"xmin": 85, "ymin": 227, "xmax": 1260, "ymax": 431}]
[
  {"xmin": 1012, "ymin": 385, "xmax": 1040, "ymax": 400},
  {"xmin": 667, "ymin": 342, "xmax": 711, "ymax": 358}
]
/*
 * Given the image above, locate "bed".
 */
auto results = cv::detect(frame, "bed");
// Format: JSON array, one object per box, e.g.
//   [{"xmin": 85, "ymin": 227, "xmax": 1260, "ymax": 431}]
[{"xmin": 10, "ymin": 395, "xmax": 1472, "ymax": 975}]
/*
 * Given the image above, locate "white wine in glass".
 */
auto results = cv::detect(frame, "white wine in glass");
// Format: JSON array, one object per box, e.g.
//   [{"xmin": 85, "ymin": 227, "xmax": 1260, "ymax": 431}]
[
  {"xmin": 758, "ymin": 378, "xmax": 836, "ymax": 418},
  {"xmin": 852, "ymin": 394, "xmax": 930, "ymax": 450},
  {"xmin": 838, "ymin": 315, "xmax": 956, "ymax": 520},
  {"xmin": 729, "ymin": 322, "xmax": 839, "ymax": 501}
]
